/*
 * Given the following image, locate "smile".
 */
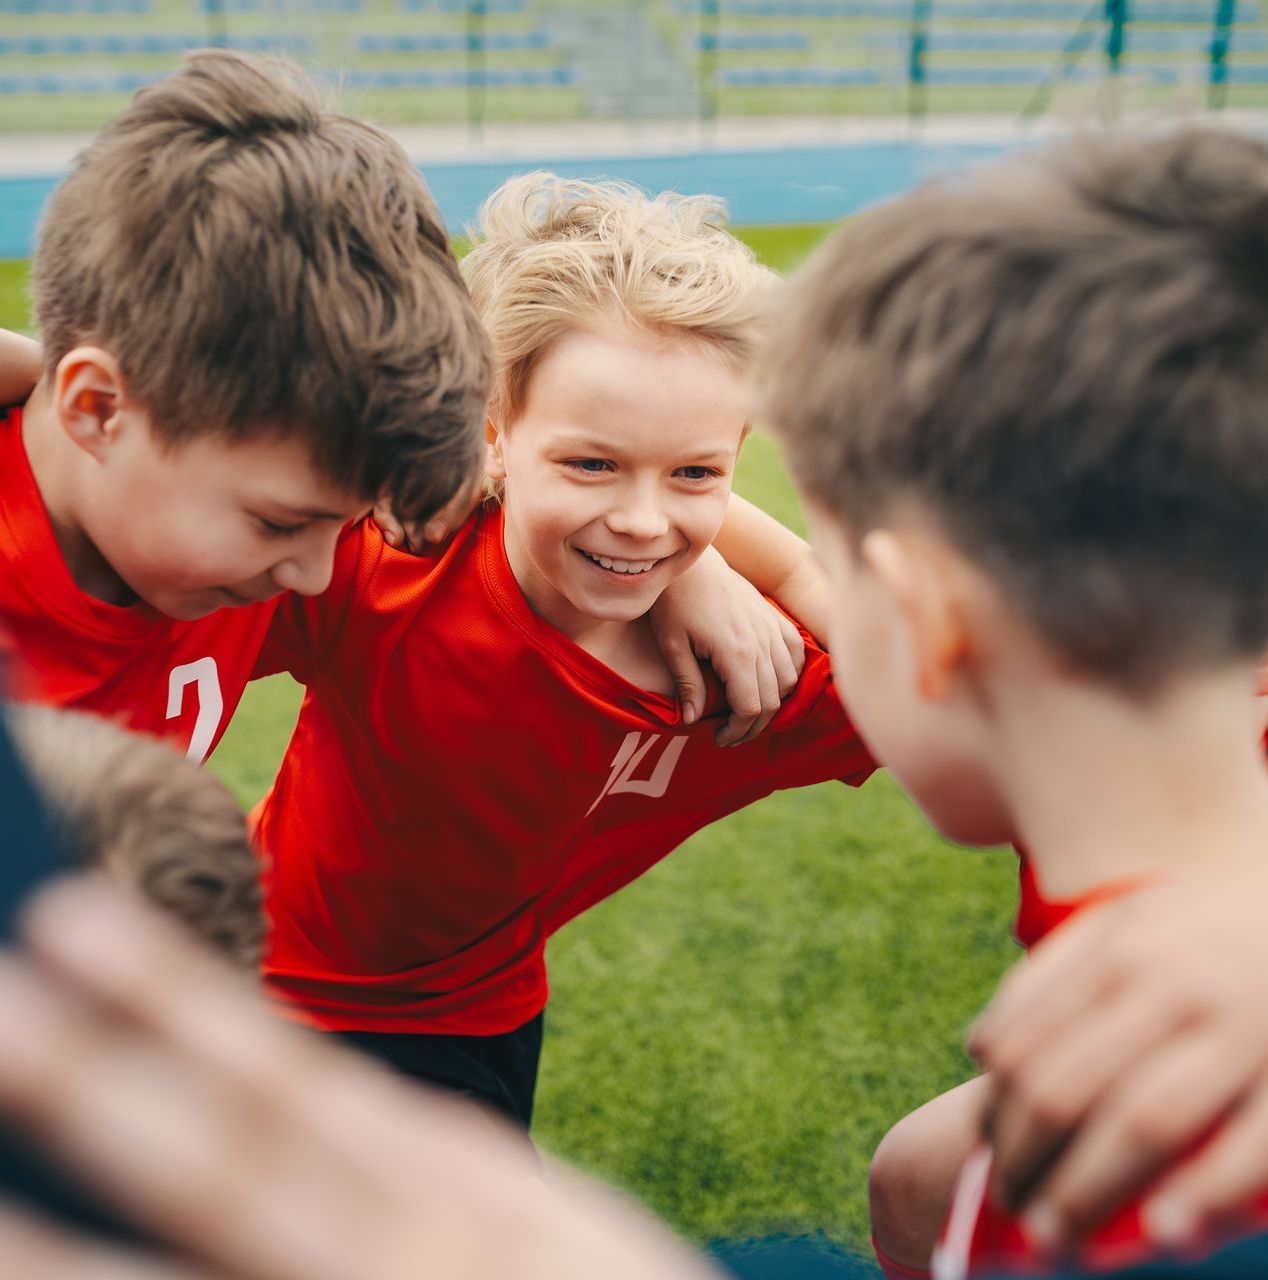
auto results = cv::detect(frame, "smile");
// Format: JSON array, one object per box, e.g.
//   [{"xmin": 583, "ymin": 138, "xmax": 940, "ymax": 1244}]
[{"xmin": 577, "ymin": 549, "xmax": 664, "ymax": 576}]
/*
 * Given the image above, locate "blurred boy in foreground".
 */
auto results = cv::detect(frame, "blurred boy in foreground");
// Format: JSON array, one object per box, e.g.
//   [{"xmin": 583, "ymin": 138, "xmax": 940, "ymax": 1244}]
[{"xmin": 763, "ymin": 127, "xmax": 1268, "ymax": 1276}]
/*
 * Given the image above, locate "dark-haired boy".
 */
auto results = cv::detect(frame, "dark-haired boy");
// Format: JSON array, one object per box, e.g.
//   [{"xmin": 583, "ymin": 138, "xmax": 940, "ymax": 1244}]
[
  {"xmin": 4, "ymin": 49, "xmax": 489, "ymax": 761},
  {"xmin": 763, "ymin": 127, "xmax": 1268, "ymax": 1276}
]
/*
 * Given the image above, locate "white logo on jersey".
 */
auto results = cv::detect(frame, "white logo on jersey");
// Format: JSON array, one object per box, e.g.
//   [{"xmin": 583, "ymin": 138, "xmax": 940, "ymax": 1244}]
[
  {"xmin": 166, "ymin": 656, "xmax": 223, "ymax": 764},
  {"xmin": 585, "ymin": 731, "xmax": 689, "ymax": 817}
]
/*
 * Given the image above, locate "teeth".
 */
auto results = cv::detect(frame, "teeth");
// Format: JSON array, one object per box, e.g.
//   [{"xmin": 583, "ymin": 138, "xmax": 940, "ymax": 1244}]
[{"xmin": 582, "ymin": 551, "xmax": 659, "ymax": 575}]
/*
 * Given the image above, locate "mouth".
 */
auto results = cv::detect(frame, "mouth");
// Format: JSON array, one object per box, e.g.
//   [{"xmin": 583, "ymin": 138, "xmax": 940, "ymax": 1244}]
[{"xmin": 575, "ymin": 548, "xmax": 667, "ymax": 578}]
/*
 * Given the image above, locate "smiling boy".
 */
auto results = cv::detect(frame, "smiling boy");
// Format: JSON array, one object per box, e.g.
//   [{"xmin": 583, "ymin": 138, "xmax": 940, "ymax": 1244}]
[{"xmin": 251, "ymin": 175, "xmax": 876, "ymax": 1126}]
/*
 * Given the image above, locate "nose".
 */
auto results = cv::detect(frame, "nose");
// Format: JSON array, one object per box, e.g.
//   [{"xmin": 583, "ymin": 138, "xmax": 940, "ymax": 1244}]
[
  {"xmin": 271, "ymin": 527, "xmax": 339, "ymax": 597},
  {"xmin": 605, "ymin": 483, "xmax": 670, "ymax": 542}
]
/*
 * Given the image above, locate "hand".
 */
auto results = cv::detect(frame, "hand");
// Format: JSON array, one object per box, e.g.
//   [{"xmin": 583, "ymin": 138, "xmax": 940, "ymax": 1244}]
[
  {"xmin": 0, "ymin": 879, "xmax": 721, "ymax": 1280},
  {"xmin": 373, "ymin": 476, "xmax": 482, "ymax": 556},
  {"xmin": 969, "ymin": 864, "xmax": 1268, "ymax": 1252},
  {"xmin": 650, "ymin": 547, "xmax": 806, "ymax": 746}
]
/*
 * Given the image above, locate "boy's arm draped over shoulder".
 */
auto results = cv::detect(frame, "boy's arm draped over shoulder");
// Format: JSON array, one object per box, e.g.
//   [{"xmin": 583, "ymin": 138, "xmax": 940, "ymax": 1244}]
[
  {"xmin": 712, "ymin": 494, "xmax": 830, "ymax": 647},
  {"xmin": 0, "ymin": 331, "xmax": 41, "ymax": 407},
  {"xmin": 649, "ymin": 495, "xmax": 827, "ymax": 747}
]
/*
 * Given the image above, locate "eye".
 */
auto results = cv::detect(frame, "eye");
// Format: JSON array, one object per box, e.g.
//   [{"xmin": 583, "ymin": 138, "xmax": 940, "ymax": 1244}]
[
  {"xmin": 256, "ymin": 516, "xmax": 305, "ymax": 538},
  {"xmin": 565, "ymin": 458, "xmax": 614, "ymax": 475},
  {"xmin": 675, "ymin": 465, "xmax": 720, "ymax": 483}
]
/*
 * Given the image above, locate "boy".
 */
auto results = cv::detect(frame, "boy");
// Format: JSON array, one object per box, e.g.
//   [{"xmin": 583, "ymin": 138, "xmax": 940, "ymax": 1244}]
[
  {"xmin": 6, "ymin": 702, "xmax": 262, "ymax": 966},
  {"xmin": 3, "ymin": 48, "xmax": 489, "ymax": 762},
  {"xmin": 762, "ymin": 127, "xmax": 1268, "ymax": 1276},
  {"xmin": 251, "ymin": 174, "xmax": 877, "ymax": 1128}
]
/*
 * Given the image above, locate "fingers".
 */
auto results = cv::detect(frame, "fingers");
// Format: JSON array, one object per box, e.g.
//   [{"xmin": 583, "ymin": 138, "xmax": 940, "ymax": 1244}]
[
  {"xmin": 722, "ymin": 653, "xmax": 781, "ymax": 748},
  {"xmin": 1020, "ymin": 1028, "xmax": 1256, "ymax": 1251},
  {"xmin": 662, "ymin": 639, "xmax": 705, "ymax": 727},
  {"xmin": 372, "ymin": 477, "xmax": 480, "ymax": 556},
  {"xmin": 985, "ymin": 977, "xmax": 1182, "ymax": 1214},
  {"xmin": 969, "ymin": 905, "xmax": 1117, "ymax": 1071},
  {"xmin": 772, "ymin": 615, "xmax": 804, "ymax": 699},
  {"xmin": 0, "ymin": 1201, "xmax": 222, "ymax": 1280},
  {"xmin": 371, "ymin": 504, "xmax": 407, "ymax": 550},
  {"xmin": 1145, "ymin": 1081, "xmax": 1268, "ymax": 1248},
  {"xmin": 713, "ymin": 654, "xmax": 762, "ymax": 747}
]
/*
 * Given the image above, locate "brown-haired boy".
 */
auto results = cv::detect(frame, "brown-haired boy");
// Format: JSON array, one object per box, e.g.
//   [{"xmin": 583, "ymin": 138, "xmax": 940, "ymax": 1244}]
[
  {"xmin": 6, "ymin": 703, "xmax": 262, "ymax": 967},
  {"xmin": 4, "ymin": 48, "xmax": 489, "ymax": 762},
  {"xmin": 764, "ymin": 127, "xmax": 1268, "ymax": 1276}
]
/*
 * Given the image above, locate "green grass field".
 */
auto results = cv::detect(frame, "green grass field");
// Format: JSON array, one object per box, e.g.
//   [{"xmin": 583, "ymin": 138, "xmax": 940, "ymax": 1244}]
[{"xmin": 0, "ymin": 224, "xmax": 1021, "ymax": 1265}]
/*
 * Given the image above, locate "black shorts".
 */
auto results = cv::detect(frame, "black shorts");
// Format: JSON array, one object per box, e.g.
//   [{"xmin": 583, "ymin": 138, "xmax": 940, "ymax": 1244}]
[{"xmin": 328, "ymin": 1013, "xmax": 544, "ymax": 1130}]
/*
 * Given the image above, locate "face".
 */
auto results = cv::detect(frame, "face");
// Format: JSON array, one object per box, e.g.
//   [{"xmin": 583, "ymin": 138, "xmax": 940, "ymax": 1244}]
[
  {"xmin": 807, "ymin": 500, "xmax": 1014, "ymax": 847},
  {"xmin": 81, "ymin": 419, "xmax": 368, "ymax": 621},
  {"xmin": 491, "ymin": 327, "xmax": 748, "ymax": 638}
]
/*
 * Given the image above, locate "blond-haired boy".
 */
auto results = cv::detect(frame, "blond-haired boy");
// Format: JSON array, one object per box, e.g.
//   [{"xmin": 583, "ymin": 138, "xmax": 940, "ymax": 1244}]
[
  {"xmin": 252, "ymin": 173, "xmax": 873, "ymax": 1126},
  {"xmin": 764, "ymin": 127, "xmax": 1268, "ymax": 1276}
]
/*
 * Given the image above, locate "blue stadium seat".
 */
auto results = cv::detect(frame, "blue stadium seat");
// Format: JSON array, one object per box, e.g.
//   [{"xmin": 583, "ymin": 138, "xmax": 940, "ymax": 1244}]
[
  {"xmin": 0, "ymin": 32, "xmax": 310, "ymax": 56},
  {"xmin": 0, "ymin": 0, "xmax": 147, "ymax": 13},
  {"xmin": 697, "ymin": 32, "xmax": 808, "ymax": 51},
  {"xmin": 341, "ymin": 64, "xmax": 576, "ymax": 89},
  {"xmin": 397, "ymin": 0, "xmax": 528, "ymax": 12},
  {"xmin": 924, "ymin": 60, "xmax": 1180, "ymax": 84},
  {"xmin": 720, "ymin": 65, "xmax": 883, "ymax": 85},
  {"xmin": 357, "ymin": 28, "xmax": 552, "ymax": 53},
  {"xmin": 889, "ymin": 27, "xmax": 1268, "ymax": 53},
  {"xmin": 931, "ymin": 0, "xmax": 1258, "ymax": 18},
  {"xmin": 0, "ymin": 69, "xmax": 161, "ymax": 92}
]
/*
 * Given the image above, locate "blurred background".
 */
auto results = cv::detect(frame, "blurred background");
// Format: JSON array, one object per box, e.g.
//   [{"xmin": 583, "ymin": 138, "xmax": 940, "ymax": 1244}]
[{"xmin": 1, "ymin": 0, "xmax": 1266, "ymax": 131}]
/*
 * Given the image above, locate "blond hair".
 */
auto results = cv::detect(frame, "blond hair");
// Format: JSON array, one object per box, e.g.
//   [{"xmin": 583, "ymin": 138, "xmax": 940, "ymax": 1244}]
[
  {"xmin": 7, "ymin": 704, "xmax": 263, "ymax": 968},
  {"xmin": 462, "ymin": 173, "xmax": 774, "ymax": 423},
  {"xmin": 34, "ymin": 50, "xmax": 490, "ymax": 524}
]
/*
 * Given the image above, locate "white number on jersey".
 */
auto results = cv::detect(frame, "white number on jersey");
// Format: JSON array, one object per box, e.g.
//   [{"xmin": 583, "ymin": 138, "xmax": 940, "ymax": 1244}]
[{"xmin": 166, "ymin": 656, "xmax": 224, "ymax": 764}]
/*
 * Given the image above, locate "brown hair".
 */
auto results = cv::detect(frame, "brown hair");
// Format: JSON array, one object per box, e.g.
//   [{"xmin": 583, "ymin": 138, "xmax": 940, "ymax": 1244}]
[
  {"xmin": 765, "ymin": 128, "xmax": 1268, "ymax": 692},
  {"xmin": 33, "ymin": 50, "xmax": 490, "ymax": 523},
  {"xmin": 462, "ymin": 172, "xmax": 775, "ymax": 424},
  {"xmin": 8, "ymin": 704, "xmax": 262, "ymax": 968}
]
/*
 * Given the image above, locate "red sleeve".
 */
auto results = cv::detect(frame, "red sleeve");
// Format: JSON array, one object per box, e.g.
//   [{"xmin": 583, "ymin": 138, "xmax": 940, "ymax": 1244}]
[
  {"xmin": 252, "ymin": 520, "xmax": 386, "ymax": 686},
  {"xmin": 767, "ymin": 639, "xmax": 878, "ymax": 789}
]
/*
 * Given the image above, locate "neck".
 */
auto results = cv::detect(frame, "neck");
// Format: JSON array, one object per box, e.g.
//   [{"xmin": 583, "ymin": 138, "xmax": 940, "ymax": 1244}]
[
  {"xmin": 21, "ymin": 381, "xmax": 135, "ymax": 606},
  {"xmin": 990, "ymin": 665, "xmax": 1268, "ymax": 901}
]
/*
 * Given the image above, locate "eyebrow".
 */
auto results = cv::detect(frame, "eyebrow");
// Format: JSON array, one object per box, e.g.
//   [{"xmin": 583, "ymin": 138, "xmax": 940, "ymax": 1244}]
[
  {"xmin": 257, "ymin": 503, "xmax": 352, "ymax": 522},
  {"xmin": 549, "ymin": 434, "xmax": 736, "ymax": 464}
]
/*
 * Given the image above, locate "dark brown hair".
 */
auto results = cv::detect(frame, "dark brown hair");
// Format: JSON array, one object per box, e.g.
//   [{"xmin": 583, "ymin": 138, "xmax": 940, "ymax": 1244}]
[
  {"xmin": 33, "ymin": 50, "xmax": 490, "ymax": 523},
  {"xmin": 8, "ymin": 703, "xmax": 262, "ymax": 968},
  {"xmin": 765, "ymin": 128, "xmax": 1268, "ymax": 692}
]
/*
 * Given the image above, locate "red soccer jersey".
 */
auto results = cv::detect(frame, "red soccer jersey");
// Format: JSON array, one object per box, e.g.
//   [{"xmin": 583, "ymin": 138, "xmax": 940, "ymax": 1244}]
[
  {"xmin": 0, "ymin": 408, "xmax": 280, "ymax": 760},
  {"xmin": 935, "ymin": 872, "xmax": 1268, "ymax": 1279},
  {"xmin": 254, "ymin": 504, "xmax": 877, "ymax": 1035}
]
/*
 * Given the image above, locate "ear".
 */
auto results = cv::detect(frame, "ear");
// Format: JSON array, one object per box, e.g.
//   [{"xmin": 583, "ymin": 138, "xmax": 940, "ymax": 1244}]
[
  {"xmin": 484, "ymin": 416, "xmax": 507, "ymax": 482},
  {"xmin": 52, "ymin": 347, "xmax": 127, "ymax": 461},
  {"xmin": 861, "ymin": 528, "xmax": 968, "ymax": 703}
]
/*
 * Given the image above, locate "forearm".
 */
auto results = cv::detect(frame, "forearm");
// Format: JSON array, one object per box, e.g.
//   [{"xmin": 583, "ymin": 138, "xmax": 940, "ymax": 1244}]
[
  {"xmin": 712, "ymin": 493, "xmax": 829, "ymax": 646},
  {"xmin": 0, "ymin": 330, "xmax": 42, "ymax": 406}
]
